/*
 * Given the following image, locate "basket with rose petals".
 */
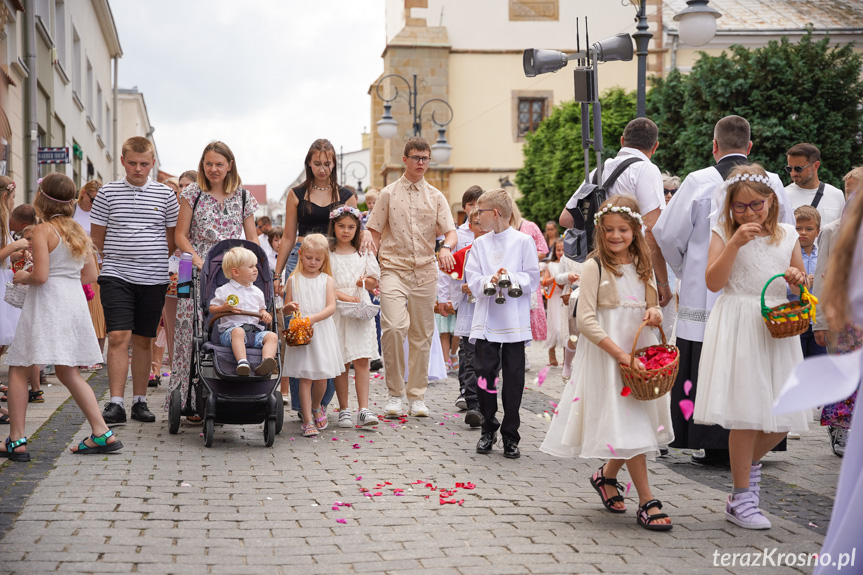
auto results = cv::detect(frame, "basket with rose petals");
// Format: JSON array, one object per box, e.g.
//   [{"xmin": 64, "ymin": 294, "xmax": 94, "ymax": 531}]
[{"xmin": 619, "ymin": 321, "xmax": 679, "ymax": 401}]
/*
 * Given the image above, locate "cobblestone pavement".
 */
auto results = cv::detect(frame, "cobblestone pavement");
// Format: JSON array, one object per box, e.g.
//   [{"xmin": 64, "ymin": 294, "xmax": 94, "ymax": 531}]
[{"xmin": 0, "ymin": 344, "xmax": 842, "ymax": 574}]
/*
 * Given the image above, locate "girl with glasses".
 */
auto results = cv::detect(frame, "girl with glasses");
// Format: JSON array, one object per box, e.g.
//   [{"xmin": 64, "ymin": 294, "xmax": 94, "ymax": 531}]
[{"xmin": 697, "ymin": 164, "xmax": 810, "ymax": 530}]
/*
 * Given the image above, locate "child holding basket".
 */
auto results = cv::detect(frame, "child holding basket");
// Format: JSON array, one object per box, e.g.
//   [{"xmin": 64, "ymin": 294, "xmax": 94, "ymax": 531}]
[{"xmin": 541, "ymin": 195, "xmax": 674, "ymax": 531}]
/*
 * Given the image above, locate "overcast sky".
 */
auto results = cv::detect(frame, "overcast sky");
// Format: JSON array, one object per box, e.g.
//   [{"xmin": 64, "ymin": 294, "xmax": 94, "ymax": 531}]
[{"xmin": 110, "ymin": 0, "xmax": 386, "ymax": 202}]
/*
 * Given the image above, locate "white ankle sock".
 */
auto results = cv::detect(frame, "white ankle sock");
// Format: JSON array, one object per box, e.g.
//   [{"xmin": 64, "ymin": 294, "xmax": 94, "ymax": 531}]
[
  {"xmin": 133, "ymin": 395, "xmax": 146, "ymax": 404},
  {"xmin": 111, "ymin": 397, "xmax": 124, "ymax": 408}
]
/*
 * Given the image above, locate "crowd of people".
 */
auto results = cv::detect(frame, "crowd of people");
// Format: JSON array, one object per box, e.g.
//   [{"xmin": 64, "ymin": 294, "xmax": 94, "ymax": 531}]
[{"xmin": 0, "ymin": 115, "xmax": 860, "ymax": 548}]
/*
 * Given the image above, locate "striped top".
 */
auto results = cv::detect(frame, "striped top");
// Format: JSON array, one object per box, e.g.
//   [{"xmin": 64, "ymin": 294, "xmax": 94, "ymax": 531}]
[{"xmin": 90, "ymin": 178, "xmax": 180, "ymax": 285}]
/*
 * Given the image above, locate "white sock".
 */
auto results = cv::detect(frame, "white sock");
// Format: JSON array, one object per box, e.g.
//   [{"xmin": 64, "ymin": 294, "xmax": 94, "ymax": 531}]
[
  {"xmin": 133, "ymin": 395, "xmax": 146, "ymax": 404},
  {"xmin": 111, "ymin": 397, "xmax": 124, "ymax": 408}
]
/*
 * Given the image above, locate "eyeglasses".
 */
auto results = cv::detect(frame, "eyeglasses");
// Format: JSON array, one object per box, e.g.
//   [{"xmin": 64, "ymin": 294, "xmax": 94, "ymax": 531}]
[
  {"xmin": 731, "ymin": 200, "xmax": 766, "ymax": 214},
  {"xmin": 664, "ymin": 188, "xmax": 677, "ymax": 196},
  {"xmin": 784, "ymin": 161, "xmax": 816, "ymax": 174},
  {"xmin": 407, "ymin": 155, "xmax": 431, "ymax": 164},
  {"xmin": 475, "ymin": 208, "xmax": 497, "ymax": 216}
]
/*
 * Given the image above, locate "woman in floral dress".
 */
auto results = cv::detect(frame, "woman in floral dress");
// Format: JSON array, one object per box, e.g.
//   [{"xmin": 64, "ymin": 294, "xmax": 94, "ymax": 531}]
[{"xmin": 165, "ymin": 142, "xmax": 258, "ymax": 415}]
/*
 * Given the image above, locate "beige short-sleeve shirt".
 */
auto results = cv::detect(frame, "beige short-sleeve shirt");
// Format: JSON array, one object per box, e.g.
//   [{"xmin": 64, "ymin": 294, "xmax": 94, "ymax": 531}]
[{"xmin": 367, "ymin": 176, "xmax": 456, "ymax": 286}]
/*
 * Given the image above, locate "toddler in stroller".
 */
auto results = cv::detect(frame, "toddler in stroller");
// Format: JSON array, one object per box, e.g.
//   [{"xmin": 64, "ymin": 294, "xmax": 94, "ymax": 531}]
[
  {"xmin": 210, "ymin": 247, "xmax": 279, "ymax": 376},
  {"xmin": 167, "ymin": 239, "xmax": 283, "ymax": 447}
]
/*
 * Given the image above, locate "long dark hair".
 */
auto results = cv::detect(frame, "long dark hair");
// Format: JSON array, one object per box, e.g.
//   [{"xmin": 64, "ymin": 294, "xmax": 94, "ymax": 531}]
[{"xmin": 301, "ymin": 139, "xmax": 339, "ymax": 215}]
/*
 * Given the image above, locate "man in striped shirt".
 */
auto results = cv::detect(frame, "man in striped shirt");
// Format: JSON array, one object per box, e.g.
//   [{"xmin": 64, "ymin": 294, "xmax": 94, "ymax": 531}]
[{"xmin": 90, "ymin": 137, "xmax": 179, "ymax": 425}]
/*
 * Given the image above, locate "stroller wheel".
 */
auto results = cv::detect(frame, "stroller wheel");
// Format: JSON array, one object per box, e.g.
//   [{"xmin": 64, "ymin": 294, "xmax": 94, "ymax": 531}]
[
  {"xmin": 168, "ymin": 387, "xmax": 181, "ymax": 435},
  {"xmin": 203, "ymin": 418, "xmax": 214, "ymax": 448},
  {"xmin": 264, "ymin": 418, "xmax": 276, "ymax": 447},
  {"xmin": 274, "ymin": 392, "xmax": 284, "ymax": 435}
]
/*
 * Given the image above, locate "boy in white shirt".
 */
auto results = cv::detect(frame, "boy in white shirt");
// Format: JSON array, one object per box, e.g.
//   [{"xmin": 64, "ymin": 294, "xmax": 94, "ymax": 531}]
[
  {"xmin": 209, "ymin": 247, "xmax": 278, "ymax": 376},
  {"xmin": 466, "ymin": 189, "xmax": 540, "ymax": 458}
]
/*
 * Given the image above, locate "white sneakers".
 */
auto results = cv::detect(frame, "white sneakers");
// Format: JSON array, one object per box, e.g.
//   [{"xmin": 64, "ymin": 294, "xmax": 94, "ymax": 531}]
[
  {"xmin": 338, "ymin": 410, "xmax": 353, "ymax": 428},
  {"xmin": 726, "ymin": 491, "xmax": 771, "ymax": 530},
  {"xmin": 384, "ymin": 395, "xmax": 430, "ymax": 417},
  {"xmin": 385, "ymin": 395, "xmax": 404, "ymax": 417},
  {"xmin": 357, "ymin": 408, "xmax": 379, "ymax": 427},
  {"xmin": 409, "ymin": 400, "xmax": 429, "ymax": 417}
]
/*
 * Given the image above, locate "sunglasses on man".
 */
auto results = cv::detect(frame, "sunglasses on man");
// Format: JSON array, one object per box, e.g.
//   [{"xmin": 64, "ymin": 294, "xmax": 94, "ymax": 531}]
[{"xmin": 784, "ymin": 161, "xmax": 816, "ymax": 174}]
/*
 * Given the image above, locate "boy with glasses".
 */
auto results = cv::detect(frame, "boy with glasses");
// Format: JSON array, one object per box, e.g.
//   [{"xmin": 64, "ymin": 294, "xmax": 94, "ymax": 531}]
[
  {"xmin": 784, "ymin": 143, "xmax": 844, "ymax": 226},
  {"xmin": 367, "ymin": 137, "xmax": 457, "ymax": 418}
]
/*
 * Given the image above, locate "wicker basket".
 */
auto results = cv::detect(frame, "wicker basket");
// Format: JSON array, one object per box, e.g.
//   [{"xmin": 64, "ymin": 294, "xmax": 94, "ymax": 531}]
[
  {"xmin": 283, "ymin": 311, "xmax": 314, "ymax": 347},
  {"xmin": 760, "ymin": 273, "xmax": 814, "ymax": 339},
  {"xmin": 336, "ymin": 286, "xmax": 379, "ymax": 320},
  {"xmin": 618, "ymin": 321, "xmax": 680, "ymax": 401},
  {"xmin": 4, "ymin": 281, "xmax": 28, "ymax": 309}
]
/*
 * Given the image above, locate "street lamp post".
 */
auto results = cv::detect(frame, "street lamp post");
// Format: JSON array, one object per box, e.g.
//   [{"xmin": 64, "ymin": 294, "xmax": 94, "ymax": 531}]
[
  {"xmin": 374, "ymin": 73, "xmax": 454, "ymax": 164},
  {"xmin": 626, "ymin": 0, "xmax": 721, "ymax": 118},
  {"xmin": 341, "ymin": 161, "xmax": 368, "ymax": 193}
]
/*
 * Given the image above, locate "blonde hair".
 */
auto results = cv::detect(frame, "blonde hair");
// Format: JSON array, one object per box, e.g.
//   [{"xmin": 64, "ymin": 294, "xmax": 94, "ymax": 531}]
[
  {"xmin": 365, "ymin": 188, "xmax": 380, "ymax": 204},
  {"xmin": 197, "ymin": 141, "xmax": 242, "ymax": 193},
  {"xmin": 162, "ymin": 177, "xmax": 180, "ymax": 194},
  {"xmin": 722, "ymin": 164, "xmax": 783, "ymax": 246},
  {"xmin": 794, "ymin": 205, "xmax": 821, "ymax": 229},
  {"xmin": 0, "ymin": 176, "xmax": 14, "ymax": 255},
  {"xmin": 478, "ymin": 188, "xmax": 513, "ymax": 221},
  {"xmin": 77, "ymin": 179, "xmax": 101, "ymax": 206},
  {"xmin": 33, "ymin": 173, "xmax": 93, "ymax": 261},
  {"xmin": 221, "ymin": 246, "xmax": 258, "ymax": 277},
  {"xmin": 121, "ymin": 136, "xmax": 154, "ymax": 158},
  {"xmin": 290, "ymin": 233, "xmax": 331, "ymax": 277},
  {"xmin": 844, "ymin": 166, "xmax": 863, "ymax": 192},
  {"xmin": 823, "ymin": 194, "xmax": 863, "ymax": 327},
  {"xmin": 592, "ymin": 195, "xmax": 653, "ymax": 283}
]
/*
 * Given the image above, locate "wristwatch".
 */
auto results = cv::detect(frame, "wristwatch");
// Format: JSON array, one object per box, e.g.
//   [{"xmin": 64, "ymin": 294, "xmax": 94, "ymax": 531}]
[{"xmin": 441, "ymin": 244, "xmax": 453, "ymax": 252}]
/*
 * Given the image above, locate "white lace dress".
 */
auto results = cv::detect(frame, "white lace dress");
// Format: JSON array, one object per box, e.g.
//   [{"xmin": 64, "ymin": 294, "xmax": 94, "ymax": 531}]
[
  {"xmin": 541, "ymin": 263, "xmax": 674, "ymax": 460},
  {"xmin": 331, "ymin": 250, "xmax": 380, "ymax": 363},
  {"xmin": 282, "ymin": 273, "xmax": 344, "ymax": 380},
  {"xmin": 5, "ymin": 228, "xmax": 103, "ymax": 367},
  {"xmin": 695, "ymin": 222, "xmax": 809, "ymax": 432}
]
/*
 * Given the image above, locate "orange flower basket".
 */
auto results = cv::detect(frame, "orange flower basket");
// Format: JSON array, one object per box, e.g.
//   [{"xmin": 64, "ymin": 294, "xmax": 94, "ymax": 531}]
[
  {"xmin": 283, "ymin": 311, "xmax": 314, "ymax": 347},
  {"xmin": 618, "ymin": 321, "xmax": 679, "ymax": 401}
]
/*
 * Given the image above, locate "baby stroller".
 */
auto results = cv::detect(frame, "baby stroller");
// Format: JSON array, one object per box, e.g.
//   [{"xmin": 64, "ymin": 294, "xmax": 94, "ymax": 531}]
[{"xmin": 167, "ymin": 239, "xmax": 284, "ymax": 447}]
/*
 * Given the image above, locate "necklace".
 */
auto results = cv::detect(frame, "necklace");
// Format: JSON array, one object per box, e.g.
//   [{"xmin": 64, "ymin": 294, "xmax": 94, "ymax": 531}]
[{"xmin": 312, "ymin": 184, "xmax": 331, "ymax": 191}]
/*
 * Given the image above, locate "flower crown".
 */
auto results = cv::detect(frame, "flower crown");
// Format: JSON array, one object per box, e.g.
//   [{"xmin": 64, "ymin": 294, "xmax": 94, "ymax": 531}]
[
  {"xmin": 593, "ymin": 204, "xmax": 644, "ymax": 227},
  {"xmin": 329, "ymin": 205, "xmax": 362, "ymax": 220},
  {"xmin": 725, "ymin": 173, "xmax": 770, "ymax": 187}
]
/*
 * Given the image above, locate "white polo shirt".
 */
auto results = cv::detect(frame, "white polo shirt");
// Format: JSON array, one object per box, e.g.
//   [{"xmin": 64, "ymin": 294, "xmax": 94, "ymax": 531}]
[{"xmin": 566, "ymin": 147, "xmax": 665, "ymax": 216}]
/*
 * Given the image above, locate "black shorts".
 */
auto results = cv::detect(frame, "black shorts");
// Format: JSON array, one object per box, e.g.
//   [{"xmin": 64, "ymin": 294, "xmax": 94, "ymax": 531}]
[{"xmin": 98, "ymin": 276, "xmax": 168, "ymax": 338}]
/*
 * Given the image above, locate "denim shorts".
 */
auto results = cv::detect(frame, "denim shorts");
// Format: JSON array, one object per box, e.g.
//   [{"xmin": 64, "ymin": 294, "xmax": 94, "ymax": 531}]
[{"xmin": 220, "ymin": 327, "xmax": 267, "ymax": 349}]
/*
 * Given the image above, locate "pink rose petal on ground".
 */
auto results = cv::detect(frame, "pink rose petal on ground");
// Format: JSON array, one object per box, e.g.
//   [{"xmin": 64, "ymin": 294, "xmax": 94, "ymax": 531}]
[
  {"xmin": 356, "ymin": 476, "xmax": 362, "ymax": 481},
  {"xmin": 625, "ymin": 481, "xmax": 632, "ymax": 496},
  {"xmin": 607, "ymin": 443, "xmax": 617, "ymax": 457},
  {"xmin": 683, "ymin": 380, "xmax": 693, "ymax": 397},
  {"xmin": 537, "ymin": 366, "xmax": 550, "ymax": 386},
  {"xmin": 679, "ymin": 399, "xmax": 695, "ymax": 421},
  {"xmin": 549, "ymin": 401, "xmax": 558, "ymax": 409},
  {"xmin": 336, "ymin": 518, "xmax": 347, "ymax": 524}
]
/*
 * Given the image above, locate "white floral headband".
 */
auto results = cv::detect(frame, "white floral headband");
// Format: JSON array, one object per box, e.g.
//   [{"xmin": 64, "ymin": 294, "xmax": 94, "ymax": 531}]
[
  {"xmin": 594, "ymin": 204, "xmax": 644, "ymax": 227},
  {"xmin": 725, "ymin": 173, "xmax": 770, "ymax": 187},
  {"xmin": 329, "ymin": 205, "xmax": 362, "ymax": 220}
]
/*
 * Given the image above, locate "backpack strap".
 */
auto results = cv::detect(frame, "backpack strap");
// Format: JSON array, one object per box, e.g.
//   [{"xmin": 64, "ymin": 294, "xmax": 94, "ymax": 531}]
[
  {"xmin": 811, "ymin": 182, "xmax": 825, "ymax": 209},
  {"xmin": 592, "ymin": 156, "xmax": 643, "ymax": 191}
]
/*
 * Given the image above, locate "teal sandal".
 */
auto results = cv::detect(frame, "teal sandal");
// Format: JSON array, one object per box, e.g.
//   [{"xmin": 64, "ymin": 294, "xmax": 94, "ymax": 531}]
[
  {"xmin": 1, "ymin": 436, "xmax": 31, "ymax": 462},
  {"xmin": 73, "ymin": 429, "xmax": 123, "ymax": 455}
]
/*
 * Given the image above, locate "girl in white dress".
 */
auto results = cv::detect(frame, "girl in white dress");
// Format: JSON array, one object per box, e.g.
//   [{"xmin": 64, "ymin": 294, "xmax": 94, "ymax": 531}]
[
  {"xmin": 541, "ymin": 195, "xmax": 674, "ymax": 531},
  {"xmin": 697, "ymin": 165, "xmax": 809, "ymax": 530},
  {"xmin": 328, "ymin": 206, "xmax": 381, "ymax": 428},
  {"xmin": 541, "ymin": 239, "xmax": 568, "ymax": 365},
  {"xmin": 1, "ymin": 174, "xmax": 122, "ymax": 462},
  {"xmin": 282, "ymin": 233, "xmax": 344, "ymax": 437}
]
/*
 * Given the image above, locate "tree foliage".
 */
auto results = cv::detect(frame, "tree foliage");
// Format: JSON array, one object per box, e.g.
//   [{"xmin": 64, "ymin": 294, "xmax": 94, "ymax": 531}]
[
  {"xmin": 648, "ymin": 31, "xmax": 863, "ymax": 185},
  {"xmin": 516, "ymin": 88, "xmax": 636, "ymax": 226}
]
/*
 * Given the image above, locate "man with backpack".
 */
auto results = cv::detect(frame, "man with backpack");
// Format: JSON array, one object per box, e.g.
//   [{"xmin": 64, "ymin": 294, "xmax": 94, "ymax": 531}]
[{"xmin": 560, "ymin": 118, "xmax": 672, "ymax": 306}]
